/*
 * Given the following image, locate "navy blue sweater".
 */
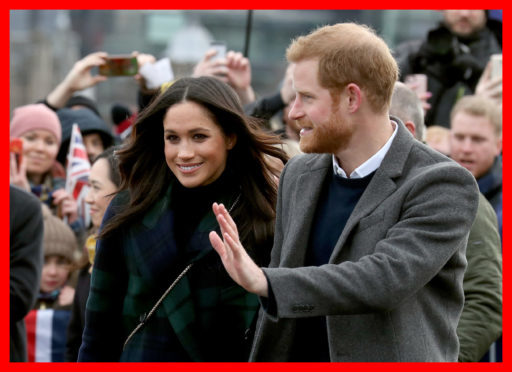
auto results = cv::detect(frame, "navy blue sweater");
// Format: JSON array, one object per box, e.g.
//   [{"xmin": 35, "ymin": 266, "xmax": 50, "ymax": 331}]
[
  {"xmin": 307, "ymin": 170, "xmax": 375, "ymax": 265},
  {"xmin": 291, "ymin": 169, "xmax": 375, "ymax": 361}
]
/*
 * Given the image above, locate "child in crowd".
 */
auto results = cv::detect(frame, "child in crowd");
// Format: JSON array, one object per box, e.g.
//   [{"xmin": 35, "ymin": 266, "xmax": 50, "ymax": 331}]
[{"xmin": 25, "ymin": 204, "xmax": 78, "ymax": 362}]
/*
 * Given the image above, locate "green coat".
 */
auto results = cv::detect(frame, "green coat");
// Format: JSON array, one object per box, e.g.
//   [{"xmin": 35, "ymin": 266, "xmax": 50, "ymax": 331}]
[
  {"xmin": 78, "ymin": 184, "xmax": 259, "ymax": 361},
  {"xmin": 457, "ymin": 193, "xmax": 502, "ymax": 362}
]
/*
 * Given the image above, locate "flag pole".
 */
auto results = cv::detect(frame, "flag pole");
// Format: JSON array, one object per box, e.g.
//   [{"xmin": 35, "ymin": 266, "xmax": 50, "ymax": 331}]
[{"xmin": 243, "ymin": 10, "xmax": 253, "ymax": 58}]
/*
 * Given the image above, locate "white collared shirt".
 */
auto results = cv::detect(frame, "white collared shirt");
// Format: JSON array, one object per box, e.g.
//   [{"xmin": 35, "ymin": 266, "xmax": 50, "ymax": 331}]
[{"xmin": 332, "ymin": 120, "xmax": 398, "ymax": 179}]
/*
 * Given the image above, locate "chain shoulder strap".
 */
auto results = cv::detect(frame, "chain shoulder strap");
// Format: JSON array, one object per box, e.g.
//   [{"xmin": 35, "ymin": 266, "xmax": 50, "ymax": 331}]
[{"xmin": 123, "ymin": 263, "xmax": 193, "ymax": 350}]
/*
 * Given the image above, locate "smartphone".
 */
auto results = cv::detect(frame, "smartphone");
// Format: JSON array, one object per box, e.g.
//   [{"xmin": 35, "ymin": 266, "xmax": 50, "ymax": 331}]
[
  {"xmin": 210, "ymin": 41, "xmax": 227, "ymax": 61},
  {"xmin": 405, "ymin": 74, "xmax": 428, "ymax": 95},
  {"xmin": 10, "ymin": 137, "xmax": 23, "ymax": 169},
  {"xmin": 490, "ymin": 54, "xmax": 502, "ymax": 80},
  {"xmin": 99, "ymin": 55, "xmax": 138, "ymax": 77}
]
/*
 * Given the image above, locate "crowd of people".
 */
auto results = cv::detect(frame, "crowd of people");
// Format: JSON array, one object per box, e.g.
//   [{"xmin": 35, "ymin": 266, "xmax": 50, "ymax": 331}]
[{"xmin": 10, "ymin": 10, "xmax": 502, "ymax": 363}]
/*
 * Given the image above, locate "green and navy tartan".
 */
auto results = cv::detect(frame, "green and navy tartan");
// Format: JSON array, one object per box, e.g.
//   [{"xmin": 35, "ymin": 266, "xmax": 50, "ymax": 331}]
[{"xmin": 78, "ymin": 184, "xmax": 259, "ymax": 362}]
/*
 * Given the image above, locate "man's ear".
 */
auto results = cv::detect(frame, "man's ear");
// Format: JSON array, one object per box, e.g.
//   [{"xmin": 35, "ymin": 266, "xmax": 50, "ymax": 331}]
[
  {"xmin": 226, "ymin": 134, "xmax": 237, "ymax": 150},
  {"xmin": 345, "ymin": 83, "xmax": 362, "ymax": 113},
  {"xmin": 404, "ymin": 120, "xmax": 417, "ymax": 139},
  {"xmin": 496, "ymin": 136, "xmax": 502, "ymax": 155}
]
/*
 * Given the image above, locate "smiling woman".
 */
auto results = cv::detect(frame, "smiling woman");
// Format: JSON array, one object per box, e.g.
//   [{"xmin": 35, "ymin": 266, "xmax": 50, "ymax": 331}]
[
  {"xmin": 9, "ymin": 103, "xmax": 82, "ymax": 233},
  {"xmin": 77, "ymin": 76, "xmax": 288, "ymax": 362},
  {"xmin": 10, "ymin": 104, "xmax": 62, "ymax": 192},
  {"xmin": 163, "ymin": 101, "xmax": 236, "ymax": 188},
  {"xmin": 85, "ymin": 147, "xmax": 121, "ymax": 228}
]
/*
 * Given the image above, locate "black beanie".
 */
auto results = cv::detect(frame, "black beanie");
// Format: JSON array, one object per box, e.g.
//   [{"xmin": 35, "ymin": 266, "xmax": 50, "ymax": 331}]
[
  {"xmin": 111, "ymin": 103, "xmax": 132, "ymax": 125},
  {"xmin": 56, "ymin": 108, "xmax": 114, "ymax": 166},
  {"xmin": 65, "ymin": 95, "xmax": 101, "ymax": 117}
]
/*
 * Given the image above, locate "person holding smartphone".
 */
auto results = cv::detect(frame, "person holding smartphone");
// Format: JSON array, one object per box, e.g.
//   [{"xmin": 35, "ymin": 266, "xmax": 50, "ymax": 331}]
[
  {"xmin": 77, "ymin": 76, "xmax": 288, "ymax": 362},
  {"xmin": 394, "ymin": 10, "xmax": 501, "ymax": 128},
  {"xmin": 10, "ymin": 104, "xmax": 82, "ymax": 236}
]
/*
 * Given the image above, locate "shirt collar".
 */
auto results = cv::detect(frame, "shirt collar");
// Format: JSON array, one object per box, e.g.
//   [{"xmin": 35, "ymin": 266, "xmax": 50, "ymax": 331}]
[{"xmin": 333, "ymin": 120, "xmax": 398, "ymax": 179}]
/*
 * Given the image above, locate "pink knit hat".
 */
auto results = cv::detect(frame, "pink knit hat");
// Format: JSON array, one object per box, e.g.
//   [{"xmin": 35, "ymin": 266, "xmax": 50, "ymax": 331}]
[{"xmin": 10, "ymin": 104, "xmax": 62, "ymax": 144}]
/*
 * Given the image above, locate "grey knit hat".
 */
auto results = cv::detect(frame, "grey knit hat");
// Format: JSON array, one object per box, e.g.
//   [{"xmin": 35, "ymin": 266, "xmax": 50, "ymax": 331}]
[{"xmin": 41, "ymin": 204, "xmax": 78, "ymax": 264}]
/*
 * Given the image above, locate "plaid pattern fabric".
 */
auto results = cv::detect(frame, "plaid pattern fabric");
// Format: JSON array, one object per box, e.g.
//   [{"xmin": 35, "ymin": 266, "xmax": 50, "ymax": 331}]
[
  {"xmin": 30, "ymin": 173, "xmax": 65, "ymax": 209},
  {"xmin": 78, "ymin": 185, "xmax": 259, "ymax": 362}
]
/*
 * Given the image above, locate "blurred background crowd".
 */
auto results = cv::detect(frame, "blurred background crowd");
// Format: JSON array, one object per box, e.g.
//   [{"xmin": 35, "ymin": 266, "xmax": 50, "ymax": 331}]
[{"xmin": 9, "ymin": 9, "xmax": 467, "ymax": 116}]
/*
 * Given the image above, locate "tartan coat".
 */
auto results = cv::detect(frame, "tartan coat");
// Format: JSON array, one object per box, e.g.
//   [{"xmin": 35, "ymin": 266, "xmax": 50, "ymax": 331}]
[{"xmin": 78, "ymin": 184, "xmax": 259, "ymax": 362}]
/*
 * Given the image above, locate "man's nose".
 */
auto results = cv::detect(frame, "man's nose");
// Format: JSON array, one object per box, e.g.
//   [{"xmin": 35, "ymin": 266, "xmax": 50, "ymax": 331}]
[
  {"xmin": 461, "ymin": 138, "xmax": 474, "ymax": 152},
  {"xmin": 288, "ymin": 97, "xmax": 303, "ymax": 121}
]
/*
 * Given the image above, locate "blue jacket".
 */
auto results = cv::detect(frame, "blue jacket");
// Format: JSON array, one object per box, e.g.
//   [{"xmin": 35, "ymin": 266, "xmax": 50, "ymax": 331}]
[{"xmin": 477, "ymin": 156, "xmax": 502, "ymax": 239}]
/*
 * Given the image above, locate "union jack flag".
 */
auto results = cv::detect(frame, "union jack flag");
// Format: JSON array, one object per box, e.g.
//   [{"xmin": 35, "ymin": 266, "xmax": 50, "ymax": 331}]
[{"xmin": 65, "ymin": 124, "xmax": 91, "ymax": 227}]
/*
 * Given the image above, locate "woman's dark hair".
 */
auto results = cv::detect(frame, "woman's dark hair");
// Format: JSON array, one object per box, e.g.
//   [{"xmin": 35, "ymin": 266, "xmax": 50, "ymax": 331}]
[
  {"xmin": 92, "ymin": 146, "xmax": 121, "ymax": 188},
  {"xmin": 98, "ymin": 76, "xmax": 288, "ymax": 263}
]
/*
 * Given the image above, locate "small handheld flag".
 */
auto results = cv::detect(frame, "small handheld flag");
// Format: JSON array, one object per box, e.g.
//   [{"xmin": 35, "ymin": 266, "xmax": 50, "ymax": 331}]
[{"xmin": 65, "ymin": 124, "xmax": 91, "ymax": 227}]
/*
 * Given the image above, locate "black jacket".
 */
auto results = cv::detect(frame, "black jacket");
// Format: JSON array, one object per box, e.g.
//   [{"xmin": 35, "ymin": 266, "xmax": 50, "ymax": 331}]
[
  {"xmin": 395, "ymin": 19, "xmax": 502, "ymax": 127},
  {"xmin": 65, "ymin": 265, "xmax": 91, "ymax": 362},
  {"xmin": 10, "ymin": 186, "xmax": 44, "ymax": 362}
]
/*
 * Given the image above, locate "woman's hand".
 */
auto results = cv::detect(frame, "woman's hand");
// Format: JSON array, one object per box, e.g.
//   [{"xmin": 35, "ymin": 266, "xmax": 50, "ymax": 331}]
[
  {"xmin": 58, "ymin": 285, "xmax": 75, "ymax": 307},
  {"xmin": 475, "ymin": 59, "xmax": 502, "ymax": 107},
  {"xmin": 46, "ymin": 52, "xmax": 108, "ymax": 108},
  {"xmin": 52, "ymin": 189, "xmax": 79, "ymax": 224},
  {"xmin": 10, "ymin": 150, "xmax": 30, "ymax": 192},
  {"xmin": 193, "ymin": 49, "xmax": 230, "ymax": 83},
  {"xmin": 225, "ymin": 51, "xmax": 255, "ymax": 105}
]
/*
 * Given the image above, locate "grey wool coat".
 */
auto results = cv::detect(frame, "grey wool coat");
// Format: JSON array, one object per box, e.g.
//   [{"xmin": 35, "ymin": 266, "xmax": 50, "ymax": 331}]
[{"xmin": 250, "ymin": 119, "xmax": 480, "ymax": 362}]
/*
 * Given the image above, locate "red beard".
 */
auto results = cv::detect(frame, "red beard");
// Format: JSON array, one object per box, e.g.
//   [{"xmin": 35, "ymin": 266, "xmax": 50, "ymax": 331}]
[{"xmin": 298, "ymin": 111, "xmax": 353, "ymax": 154}]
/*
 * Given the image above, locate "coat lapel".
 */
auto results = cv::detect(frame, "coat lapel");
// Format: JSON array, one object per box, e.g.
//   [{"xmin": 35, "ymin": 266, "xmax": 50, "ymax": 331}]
[
  {"xmin": 280, "ymin": 155, "xmax": 331, "ymax": 267},
  {"xmin": 130, "ymin": 184, "xmax": 238, "ymax": 286},
  {"xmin": 129, "ymin": 186, "xmax": 178, "ymax": 285},
  {"xmin": 330, "ymin": 120, "xmax": 414, "ymax": 261}
]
